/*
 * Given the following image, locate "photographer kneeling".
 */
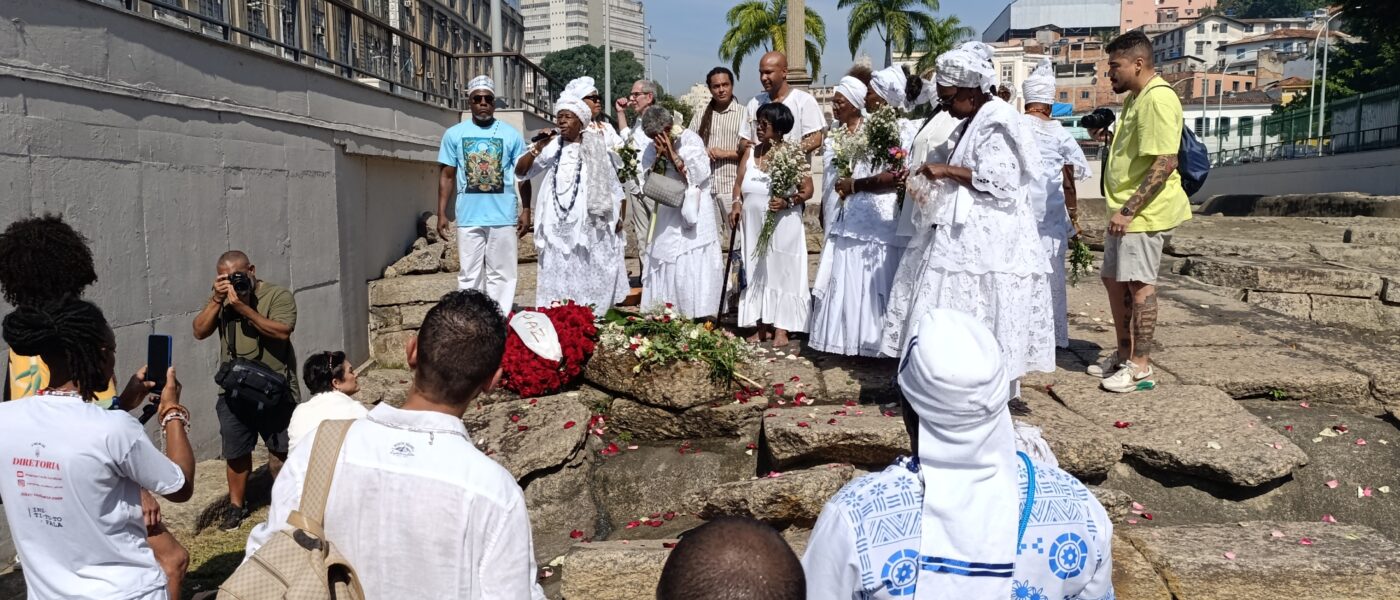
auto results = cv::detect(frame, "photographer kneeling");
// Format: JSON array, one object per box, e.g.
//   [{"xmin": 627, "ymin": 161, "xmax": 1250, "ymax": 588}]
[
  {"xmin": 193, "ymin": 251, "xmax": 298, "ymax": 531},
  {"xmin": 0, "ymin": 296, "xmax": 194, "ymax": 600}
]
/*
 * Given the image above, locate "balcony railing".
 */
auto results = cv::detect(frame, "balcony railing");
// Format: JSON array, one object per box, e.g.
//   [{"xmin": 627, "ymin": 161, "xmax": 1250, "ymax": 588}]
[{"xmin": 96, "ymin": 0, "xmax": 552, "ymax": 118}]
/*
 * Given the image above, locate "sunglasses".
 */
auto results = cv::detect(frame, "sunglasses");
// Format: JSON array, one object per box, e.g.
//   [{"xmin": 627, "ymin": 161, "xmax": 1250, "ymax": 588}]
[
  {"xmin": 470, "ymin": 95, "xmax": 495, "ymax": 105},
  {"xmin": 583, "ymin": 95, "xmax": 602, "ymax": 103}
]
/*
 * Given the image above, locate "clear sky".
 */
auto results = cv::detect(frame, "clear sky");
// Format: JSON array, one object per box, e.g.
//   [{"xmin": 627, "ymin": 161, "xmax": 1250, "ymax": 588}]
[{"xmin": 641, "ymin": 0, "xmax": 1006, "ymax": 98}]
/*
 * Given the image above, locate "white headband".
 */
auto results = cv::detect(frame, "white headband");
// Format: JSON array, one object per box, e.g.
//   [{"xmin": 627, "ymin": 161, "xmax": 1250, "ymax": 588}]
[
  {"xmin": 1022, "ymin": 58, "xmax": 1055, "ymax": 105},
  {"xmin": 935, "ymin": 41, "xmax": 998, "ymax": 93},
  {"xmin": 871, "ymin": 65, "xmax": 909, "ymax": 111},
  {"xmin": 565, "ymin": 76, "xmax": 599, "ymax": 101},
  {"xmin": 468, "ymin": 75, "xmax": 495, "ymax": 94},
  {"xmin": 834, "ymin": 76, "xmax": 868, "ymax": 112},
  {"xmin": 555, "ymin": 93, "xmax": 592, "ymax": 123}
]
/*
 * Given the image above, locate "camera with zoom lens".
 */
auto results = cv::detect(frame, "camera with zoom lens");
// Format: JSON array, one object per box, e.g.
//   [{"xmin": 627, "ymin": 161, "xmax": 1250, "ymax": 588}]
[
  {"xmin": 228, "ymin": 272, "xmax": 253, "ymax": 295},
  {"xmin": 1079, "ymin": 108, "xmax": 1117, "ymax": 131}
]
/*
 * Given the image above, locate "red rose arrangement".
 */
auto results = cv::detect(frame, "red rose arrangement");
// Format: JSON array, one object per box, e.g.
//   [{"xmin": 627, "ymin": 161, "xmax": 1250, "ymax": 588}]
[{"xmin": 499, "ymin": 300, "xmax": 599, "ymax": 397}]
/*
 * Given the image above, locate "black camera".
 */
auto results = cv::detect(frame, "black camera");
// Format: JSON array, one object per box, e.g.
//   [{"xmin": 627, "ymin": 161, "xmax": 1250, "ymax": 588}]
[
  {"xmin": 228, "ymin": 272, "xmax": 253, "ymax": 295},
  {"xmin": 1079, "ymin": 108, "xmax": 1116, "ymax": 131}
]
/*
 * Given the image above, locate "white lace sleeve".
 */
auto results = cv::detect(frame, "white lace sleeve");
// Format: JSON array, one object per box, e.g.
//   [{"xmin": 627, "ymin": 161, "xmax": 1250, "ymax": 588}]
[
  {"xmin": 965, "ymin": 126, "xmax": 1025, "ymax": 201},
  {"xmin": 678, "ymin": 131, "xmax": 713, "ymax": 192},
  {"xmin": 1060, "ymin": 129, "xmax": 1092, "ymax": 181},
  {"xmin": 520, "ymin": 139, "xmax": 561, "ymax": 180}
]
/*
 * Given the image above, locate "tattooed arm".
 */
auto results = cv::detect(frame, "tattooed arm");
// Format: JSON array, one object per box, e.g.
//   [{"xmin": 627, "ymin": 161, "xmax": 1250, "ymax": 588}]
[{"xmin": 1108, "ymin": 154, "xmax": 1177, "ymax": 236}]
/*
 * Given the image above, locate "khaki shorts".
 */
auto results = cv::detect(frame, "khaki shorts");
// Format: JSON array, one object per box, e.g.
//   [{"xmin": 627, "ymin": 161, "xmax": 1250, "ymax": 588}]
[{"xmin": 1102, "ymin": 229, "xmax": 1172, "ymax": 284}]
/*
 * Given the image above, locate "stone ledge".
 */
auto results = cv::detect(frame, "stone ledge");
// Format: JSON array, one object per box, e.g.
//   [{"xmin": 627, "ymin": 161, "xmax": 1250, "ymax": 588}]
[
  {"xmin": 560, "ymin": 540, "xmax": 673, "ymax": 600},
  {"xmin": 689, "ymin": 464, "xmax": 855, "ymax": 526},
  {"xmin": 762, "ymin": 409, "xmax": 909, "ymax": 469},
  {"xmin": 367, "ymin": 272, "xmax": 458, "ymax": 307},
  {"xmin": 1181, "ymin": 257, "xmax": 1383, "ymax": 298}
]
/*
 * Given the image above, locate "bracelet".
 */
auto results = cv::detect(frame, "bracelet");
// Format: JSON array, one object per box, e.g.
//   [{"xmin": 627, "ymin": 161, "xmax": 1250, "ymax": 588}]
[{"xmin": 159, "ymin": 407, "xmax": 191, "ymax": 451}]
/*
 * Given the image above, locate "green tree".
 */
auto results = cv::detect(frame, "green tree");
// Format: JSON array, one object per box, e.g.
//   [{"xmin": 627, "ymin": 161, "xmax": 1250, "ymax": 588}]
[
  {"xmin": 718, "ymin": 0, "xmax": 827, "ymax": 80},
  {"xmin": 1325, "ymin": 0, "xmax": 1400, "ymax": 94},
  {"xmin": 840, "ymin": 0, "xmax": 943, "ymax": 68},
  {"xmin": 1216, "ymin": 0, "xmax": 1327, "ymax": 18},
  {"xmin": 911, "ymin": 16, "xmax": 977, "ymax": 76},
  {"xmin": 538, "ymin": 45, "xmax": 644, "ymax": 111}
]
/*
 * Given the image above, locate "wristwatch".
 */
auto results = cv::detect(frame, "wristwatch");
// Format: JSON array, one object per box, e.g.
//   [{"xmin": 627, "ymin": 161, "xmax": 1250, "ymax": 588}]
[{"xmin": 1119, "ymin": 206, "xmax": 1134, "ymax": 217}]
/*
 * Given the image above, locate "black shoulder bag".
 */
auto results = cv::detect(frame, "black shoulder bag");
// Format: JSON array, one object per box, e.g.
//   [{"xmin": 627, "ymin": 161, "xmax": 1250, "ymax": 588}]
[{"xmin": 214, "ymin": 316, "xmax": 290, "ymax": 411}]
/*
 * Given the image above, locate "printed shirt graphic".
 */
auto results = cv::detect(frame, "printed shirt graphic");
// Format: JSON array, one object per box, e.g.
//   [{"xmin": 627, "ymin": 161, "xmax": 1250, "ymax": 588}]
[
  {"xmin": 6, "ymin": 350, "xmax": 115, "ymax": 407},
  {"xmin": 802, "ymin": 456, "xmax": 1115, "ymax": 600},
  {"xmin": 439, "ymin": 120, "xmax": 527, "ymax": 228}
]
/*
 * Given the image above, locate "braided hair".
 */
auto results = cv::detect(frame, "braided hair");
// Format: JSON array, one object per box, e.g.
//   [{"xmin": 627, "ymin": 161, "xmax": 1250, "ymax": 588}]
[
  {"xmin": 2, "ymin": 295, "xmax": 112, "ymax": 401},
  {"xmin": 0, "ymin": 214, "xmax": 98, "ymax": 307}
]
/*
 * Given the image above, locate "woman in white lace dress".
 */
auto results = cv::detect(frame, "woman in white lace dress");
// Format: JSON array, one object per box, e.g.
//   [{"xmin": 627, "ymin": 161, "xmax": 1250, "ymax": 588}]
[
  {"xmin": 881, "ymin": 41, "xmax": 1054, "ymax": 389},
  {"xmin": 515, "ymin": 92, "xmax": 628, "ymax": 316},
  {"xmin": 638, "ymin": 107, "xmax": 723, "ymax": 318},
  {"xmin": 730, "ymin": 103, "xmax": 814, "ymax": 348},
  {"xmin": 1021, "ymin": 59, "xmax": 1091, "ymax": 348}
]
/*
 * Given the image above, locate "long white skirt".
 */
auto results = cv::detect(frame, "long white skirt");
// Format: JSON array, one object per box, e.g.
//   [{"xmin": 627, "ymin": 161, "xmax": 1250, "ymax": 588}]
[
  {"xmin": 642, "ymin": 243, "xmax": 723, "ymax": 319},
  {"xmin": 809, "ymin": 236, "xmax": 903, "ymax": 356},
  {"xmin": 738, "ymin": 202, "xmax": 809, "ymax": 332},
  {"xmin": 536, "ymin": 236, "xmax": 627, "ymax": 317},
  {"xmin": 1044, "ymin": 233, "xmax": 1069, "ymax": 348}
]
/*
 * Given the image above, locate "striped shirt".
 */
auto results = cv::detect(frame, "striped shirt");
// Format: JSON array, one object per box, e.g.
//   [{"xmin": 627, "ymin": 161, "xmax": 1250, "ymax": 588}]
[{"xmin": 688, "ymin": 100, "xmax": 744, "ymax": 202}]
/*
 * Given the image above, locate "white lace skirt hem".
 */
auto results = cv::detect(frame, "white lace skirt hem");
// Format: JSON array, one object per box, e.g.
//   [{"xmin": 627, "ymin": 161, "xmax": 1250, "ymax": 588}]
[
  {"xmin": 738, "ymin": 285, "xmax": 811, "ymax": 333},
  {"xmin": 808, "ymin": 237, "xmax": 903, "ymax": 356},
  {"xmin": 536, "ymin": 241, "xmax": 627, "ymax": 317},
  {"xmin": 642, "ymin": 242, "xmax": 723, "ymax": 319}
]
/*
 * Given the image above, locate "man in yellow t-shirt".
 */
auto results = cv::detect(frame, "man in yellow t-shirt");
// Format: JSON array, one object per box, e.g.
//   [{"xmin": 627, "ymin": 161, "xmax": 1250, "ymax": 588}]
[{"xmin": 1089, "ymin": 31, "xmax": 1192, "ymax": 394}]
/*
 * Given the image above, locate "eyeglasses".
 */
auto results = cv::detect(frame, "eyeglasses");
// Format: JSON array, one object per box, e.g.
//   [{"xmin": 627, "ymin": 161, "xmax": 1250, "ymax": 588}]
[
  {"xmin": 628, "ymin": 91, "xmax": 653, "ymax": 98},
  {"xmin": 583, "ymin": 95, "xmax": 602, "ymax": 103},
  {"xmin": 470, "ymin": 95, "xmax": 495, "ymax": 105}
]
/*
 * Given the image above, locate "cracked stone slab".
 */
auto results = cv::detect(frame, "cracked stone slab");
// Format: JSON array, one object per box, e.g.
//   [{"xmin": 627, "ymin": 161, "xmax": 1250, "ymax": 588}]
[
  {"xmin": 688, "ymin": 464, "xmax": 854, "ymax": 526},
  {"xmin": 1125, "ymin": 522, "xmax": 1400, "ymax": 600},
  {"xmin": 762, "ymin": 408, "xmax": 909, "ymax": 469},
  {"xmin": 1112, "ymin": 533, "xmax": 1171, "ymax": 600},
  {"xmin": 1150, "ymin": 345, "xmax": 1373, "ymax": 406},
  {"xmin": 461, "ymin": 391, "xmax": 592, "ymax": 481},
  {"xmin": 560, "ymin": 540, "xmax": 672, "ymax": 600},
  {"xmin": 1018, "ymin": 389, "xmax": 1122, "ymax": 480},
  {"xmin": 1181, "ymin": 257, "xmax": 1383, "ymax": 298},
  {"xmin": 1050, "ymin": 379, "xmax": 1308, "ymax": 487}
]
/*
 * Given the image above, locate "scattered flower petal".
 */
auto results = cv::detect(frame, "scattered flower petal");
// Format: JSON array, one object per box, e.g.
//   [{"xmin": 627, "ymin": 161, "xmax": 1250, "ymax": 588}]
[
  {"xmin": 627, "ymin": 444, "xmax": 639, "ymax": 450},
  {"xmin": 1207, "ymin": 441, "xmax": 1222, "ymax": 450},
  {"xmin": 1271, "ymin": 530, "xmax": 1285, "ymax": 538},
  {"xmin": 1114, "ymin": 421, "xmax": 1132, "ymax": 429},
  {"xmin": 789, "ymin": 376, "xmax": 801, "ymax": 383},
  {"xmin": 1359, "ymin": 486, "xmax": 1373, "ymax": 498},
  {"xmin": 1356, "ymin": 438, "xmax": 1367, "ymax": 446},
  {"xmin": 1284, "ymin": 425, "xmax": 1294, "ymax": 432},
  {"xmin": 570, "ymin": 529, "xmax": 584, "ymax": 539},
  {"xmin": 1223, "ymin": 551, "xmax": 1236, "ymax": 560},
  {"xmin": 796, "ymin": 421, "xmax": 810, "ymax": 428},
  {"xmin": 625, "ymin": 520, "xmax": 641, "ymax": 529},
  {"xmin": 645, "ymin": 519, "xmax": 664, "ymax": 527},
  {"xmin": 663, "ymin": 511, "xmax": 677, "ymax": 521},
  {"xmin": 746, "ymin": 442, "xmax": 757, "ymax": 450},
  {"xmin": 563, "ymin": 421, "xmax": 576, "ymax": 429},
  {"xmin": 1299, "ymin": 537, "xmax": 1314, "ymax": 546},
  {"xmin": 1132, "ymin": 502, "xmax": 1145, "ymax": 511},
  {"xmin": 517, "ymin": 425, "xmax": 530, "ymax": 432},
  {"xmin": 662, "ymin": 542, "xmax": 677, "ymax": 548},
  {"xmin": 1325, "ymin": 479, "xmax": 1340, "ymax": 489},
  {"xmin": 1321, "ymin": 514, "xmax": 1338, "ymax": 524},
  {"xmin": 1381, "ymin": 486, "xmax": 1392, "ymax": 494},
  {"xmin": 510, "ymin": 414, "xmax": 522, "ymax": 423},
  {"xmin": 600, "ymin": 442, "xmax": 621, "ymax": 456},
  {"xmin": 1126, "ymin": 519, "xmax": 1138, "ymax": 525},
  {"xmin": 1141, "ymin": 513, "xmax": 1153, "ymax": 520},
  {"xmin": 1318, "ymin": 428, "xmax": 1339, "ymax": 438},
  {"xmin": 1333, "ymin": 425, "xmax": 1349, "ymax": 434},
  {"xmin": 1299, "ymin": 402, "xmax": 1310, "ymax": 408},
  {"xmin": 765, "ymin": 471, "xmax": 783, "ymax": 478},
  {"xmin": 844, "ymin": 400, "xmax": 858, "ymax": 407},
  {"xmin": 1312, "ymin": 437, "xmax": 1324, "ymax": 443}
]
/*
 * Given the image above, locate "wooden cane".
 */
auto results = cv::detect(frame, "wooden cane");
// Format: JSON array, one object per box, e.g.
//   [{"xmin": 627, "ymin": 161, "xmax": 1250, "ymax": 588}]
[{"xmin": 717, "ymin": 219, "xmax": 740, "ymax": 318}]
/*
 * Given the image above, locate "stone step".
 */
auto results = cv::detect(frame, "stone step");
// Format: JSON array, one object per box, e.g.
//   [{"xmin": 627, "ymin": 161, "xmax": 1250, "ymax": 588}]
[
  {"xmin": 559, "ymin": 540, "xmax": 673, "ymax": 600},
  {"xmin": 1181, "ymin": 257, "xmax": 1384, "ymax": 298},
  {"xmin": 1050, "ymin": 380, "xmax": 1308, "ymax": 487},
  {"xmin": 1166, "ymin": 236, "xmax": 1311, "ymax": 261},
  {"xmin": 1018, "ymin": 389, "xmax": 1123, "ymax": 480},
  {"xmin": 688, "ymin": 464, "xmax": 855, "ymax": 527},
  {"xmin": 609, "ymin": 397, "xmax": 767, "ymax": 441},
  {"xmin": 761, "ymin": 408, "xmax": 909, "ymax": 469},
  {"xmin": 460, "ymin": 389, "xmax": 594, "ymax": 481},
  {"xmin": 1124, "ymin": 522, "xmax": 1400, "ymax": 599},
  {"xmin": 1150, "ymin": 346, "xmax": 1374, "ymax": 406},
  {"xmin": 1112, "ymin": 533, "xmax": 1171, "ymax": 600},
  {"xmin": 367, "ymin": 272, "xmax": 458, "ymax": 307}
]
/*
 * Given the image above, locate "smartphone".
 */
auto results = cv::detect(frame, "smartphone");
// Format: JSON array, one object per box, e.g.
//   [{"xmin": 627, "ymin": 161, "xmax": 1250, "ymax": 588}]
[{"xmin": 145, "ymin": 334, "xmax": 173, "ymax": 394}]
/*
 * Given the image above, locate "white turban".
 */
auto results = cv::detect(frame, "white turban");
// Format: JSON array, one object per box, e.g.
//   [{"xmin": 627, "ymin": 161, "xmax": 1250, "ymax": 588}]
[
  {"xmin": 896, "ymin": 308, "xmax": 1018, "ymax": 600},
  {"xmin": 872, "ymin": 65, "xmax": 909, "ymax": 111},
  {"xmin": 834, "ymin": 76, "xmax": 868, "ymax": 112},
  {"xmin": 468, "ymin": 75, "xmax": 495, "ymax": 94},
  {"xmin": 555, "ymin": 93, "xmax": 592, "ymax": 124},
  {"xmin": 1022, "ymin": 58, "xmax": 1056, "ymax": 105},
  {"xmin": 564, "ymin": 76, "xmax": 599, "ymax": 100},
  {"xmin": 935, "ymin": 41, "xmax": 998, "ymax": 93}
]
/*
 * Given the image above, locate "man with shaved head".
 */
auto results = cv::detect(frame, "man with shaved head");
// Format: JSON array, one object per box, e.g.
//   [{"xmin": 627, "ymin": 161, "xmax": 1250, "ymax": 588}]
[
  {"xmin": 656, "ymin": 517, "xmax": 805, "ymax": 600},
  {"xmin": 193, "ymin": 250, "xmax": 299, "ymax": 530},
  {"xmin": 738, "ymin": 52, "xmax": 826, "ymax": 156}
]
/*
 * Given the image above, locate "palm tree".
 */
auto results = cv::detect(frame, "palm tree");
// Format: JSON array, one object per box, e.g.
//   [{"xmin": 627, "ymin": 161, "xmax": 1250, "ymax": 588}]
[
  {"xmin": 840, "ymin": 0, "xmax": 943, "ymax": 68},
  {"xmin": 718, "ymin": 0, "xmax": 827, "ymax": 81},
  {"xmin": 911, "ymin": 16, "xmax": 976, "ymax": 76},
  {"xmin": 1095, "ymin": 29, "xmax": 1120, "ymax": 47}
]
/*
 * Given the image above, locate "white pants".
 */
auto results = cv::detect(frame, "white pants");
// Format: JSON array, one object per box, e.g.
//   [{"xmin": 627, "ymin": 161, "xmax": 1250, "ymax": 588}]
[{"xmin": 456, "ymin": 225, "xmax": 518, "ymax": 312}]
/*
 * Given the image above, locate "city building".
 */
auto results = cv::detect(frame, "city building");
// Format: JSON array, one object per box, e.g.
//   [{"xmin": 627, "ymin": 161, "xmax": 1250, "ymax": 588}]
[
  {"xmin": 1151, "ymin": 14, "xmax": 1250, "ymax": 68},
  {"xmin": 1120, "ymin": 0, "xmax": 1216, "ymax": 34},
  {"xmin": 521, "ymin": 0, "xmax": 645, "ymax": 63},
  {"xmin": 1042, "ymin": 38, "xmax": 1114, "ymax": 114},
  {"xmin": 983, "ymin": 0, "xmax": 1120, "ymax": 44},
  {"xmin": 1264, "ymin": 76, "xmax": 1313, "ymax": 106}
]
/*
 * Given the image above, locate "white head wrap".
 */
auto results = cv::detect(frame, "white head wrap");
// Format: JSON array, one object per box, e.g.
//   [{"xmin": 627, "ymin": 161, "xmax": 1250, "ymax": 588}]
[
  {"xmin": 468, "ymin": 75, "xmax": 495, "ymax": 94},
  {"xmin": 872, "ymin": 65, "xmax": 910, "ymax": 111},
  {"xmin": 935, "ymin": 41, "xmax": 998, "ymax": 93},
  {"xmin": 913, "ymin": 76, "xmax": 938, "ymax": 107},
  {"xmin": 896, "ymin": 308, "xmax": 1018, "ymax": 600},
  {"xmin": 834, "ymin": 76, "xmax": 868, "ymax": 112},
  {"xmin": 1023, "ymin": 58, "xmax": 1056, "ymax": 105},
  {"xmin": 554, "ymin": 93, "xmax": 592, "ymax": 124},
  {"xmin": 564, "ymin": 76, "xmax": 599, "ymax": 101}
]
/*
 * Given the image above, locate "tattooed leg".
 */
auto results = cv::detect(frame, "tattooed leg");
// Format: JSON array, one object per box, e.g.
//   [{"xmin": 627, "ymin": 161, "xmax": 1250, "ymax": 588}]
[
  {"xmin": 1103, "ymin": 278, "xmax": 1133, "ymax": 361},
  {"xmin": 1130, "ymin": 283, "xmax": 1158, "ymax": 374}
]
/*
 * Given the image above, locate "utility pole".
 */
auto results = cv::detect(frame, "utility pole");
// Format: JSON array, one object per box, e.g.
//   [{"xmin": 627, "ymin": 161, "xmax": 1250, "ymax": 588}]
[
  {"xmin": 490, "ymin": 0, "xmax": 502, "ymax": 102},
  {"xmin": 604, "ymin": 0, "xmax": 612, "ymax": 114}
]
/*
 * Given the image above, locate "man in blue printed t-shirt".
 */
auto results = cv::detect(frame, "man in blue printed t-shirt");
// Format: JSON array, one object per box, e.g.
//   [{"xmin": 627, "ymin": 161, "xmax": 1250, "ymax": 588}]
[{"xmin": 437, "ymin": 75, "xmax": 530, "ymax": 312}]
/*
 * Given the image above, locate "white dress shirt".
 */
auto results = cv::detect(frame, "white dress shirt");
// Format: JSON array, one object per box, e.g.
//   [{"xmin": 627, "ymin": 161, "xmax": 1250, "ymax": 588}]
[
  {"xmin": 286, "ymin": 390, "xmax": 369, "ymax": 452},
  {"xmin": 246, "ymin": 403, "xmax": 546, "ymax": 599}
]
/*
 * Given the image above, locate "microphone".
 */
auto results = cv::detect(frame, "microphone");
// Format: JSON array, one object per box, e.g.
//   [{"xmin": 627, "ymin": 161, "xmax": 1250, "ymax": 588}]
[{"xmin": 531, "ymin": 129, "xmax": 559, "ymax": 144}]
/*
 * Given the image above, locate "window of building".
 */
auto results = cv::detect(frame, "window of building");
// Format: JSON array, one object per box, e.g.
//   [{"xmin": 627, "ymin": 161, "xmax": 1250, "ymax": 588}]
[
  {"xmin": 1196, "ymin": 41, "xmax": 1205, "ymax": 54},
  {"xmin": 1195, "ymin": 117, "xmax": 1209, "ymax": 136},
  {"xmin": 1081, "ymin": 90, "xmax": 1090, "ymax": 99},
  {"xmin": 1236, "ymin": 48, "xmax": 1245, "ymax": 59},
  {"xmin": 246, "ymin": 0, "xmax": 270, "ymax": 38},
  {"xmin": 1059, "ymin": 91, "xmax": 1068, "ymax": 100},
  {"xmin": 1245, "ymin": 81, "xmax": 1253, "ymax": 91},
  {"xmin": 1245, "ymin": 24, "xmax": 1254, "ymax": 33},
  {"xmin": 1197, "ymin": 23, "xmax": 1205, "ymax": 33},
  {"xmin": 1220, "ymin": 23, "xmax": 1228, "ymax": 33},
  {"xmin": 1213, "ymin": 80, "xmax": 1221, "ymax": 95},
  {"xmin": 1239, "ymin": 116, "xmax": 1254, "ymax": 138},
  {"xmin": 1232, "ymin": 80, "xmax": 1240, "ymax": 91},
  {"xmin": 1219, "ymin": 116, "xmax": 1231, "ymax": 138}
]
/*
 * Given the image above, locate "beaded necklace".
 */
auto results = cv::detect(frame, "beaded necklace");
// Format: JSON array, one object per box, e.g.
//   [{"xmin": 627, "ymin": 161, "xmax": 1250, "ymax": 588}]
[{"xmin": 550, "ymin": 138, "xmax": 585, "ymax": 221}]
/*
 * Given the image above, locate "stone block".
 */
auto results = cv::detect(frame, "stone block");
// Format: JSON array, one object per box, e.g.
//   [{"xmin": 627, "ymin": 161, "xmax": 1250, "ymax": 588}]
[
  {"xmin": 610, "ymin": 398, "xmax": 767, "ymax": 441},
  {"xmin": 140, "ymin": 164, "xmax": 227, "ymax": 317},
  {"xmin": 1182, "ymin": 258, "xmax": 1383, "ymax": 298},
  {"xmin": 583, "ymin": 350, "xmax": 731, "ymax": 410},
  {"xmin": 1346, "ymin": 225, "xmax": 1400, "ymax": 247},
  {"xmin": 355, "ymin": 369, "xmax": 410, "ymax": 408},
  {"xmin": 388, "ymin": 242, "xmax": 445, "ymax": 276},
  {"xmin": 1125, "ymin": 522, "xmax": 1400, "ymax": 600},
  {"xmin": 137, "ymin": 129, "xmax": 223, "ymax": 168},
  {"xmin": 762, "ymin": 408, "xmax": 909, "ymax": 469},
  {"xmin": 1051, "ymin": 379, "xmax": 1308, "ymax": 487},
  {"xmin": 368, "ymin": 273, "xmax": 457, "ymax": 306},
  {"xmin": 1310, "ymin": 243, "xmax": 1400, "ymax": 268},
  {"xmin": 0, "ymin": 156, "xmax": 31, "ymax": 219},
  {"xmin": 1385, "ymin": 277, "xmax": 1400, "ymax": 304},
  {"xmin": 0, "ymin": 113, "xmax": 31, "ymax": 156},
  {"xmin": 399, "ymin": 303, "xmax": 434, "ymax": 329},
  {"xmin": 370, "ymin": 330, "xmax": 415, "ymax": 370},
  {"xmin": 689, "ymin": 464, "xmax": 854, "ymax": 526},
  {"xmin": 26, "ymin": 118, "xmax": 140, "ymax": 163},
  {"xmin": 1112, "ymin": 533, "xmax": 1171, "ymax": 600},
  {"xmin": 1166, "ymin": 236, "xmax": 1308, "ymax": 261},
  {"xmin": 461, "ymin": 391, "xmax": 591, "ymax": 480},
  {"xmin": 1307, "ymin": 294, "xmax": 1388, "ymax": 332},
  {"xmin": 368, "ymin": 306, "xmax": 401, "ymax": 332},
  {"xmin": 812, "ymin": 355, "xmax": 900, "ymax": 405},
  {"xmin": 525, "ymin": 449, "xmax": 598, "ymax": 564},
  {"xmin": 226, "ymin": 169, "xmax": 292, "ymax": 286},
  {"xmin": 594, "ymin": 443, "xmax": 754, "ymax": 530},
  {"xmin": 1152, "ymin": 321, "xmax": 1282, "ymax": 349},
  {"xmin": 1152, "ymin": 346, "xmax": 1373, "ymax": 405},
  {"xmin": 1246, "ymin": 291, "xmax": 1311, "ymax": 320},
  {"xmin": 560, "ymin": 540, "xmax": 672, "ymax": 600},
  {"xmin": 1089, "ymin": 487, "xmax": 1133, "ymax": 524},
  {"xmin": 1018, "ymin": 390, "xmax": 1122, "ymax": 480}
]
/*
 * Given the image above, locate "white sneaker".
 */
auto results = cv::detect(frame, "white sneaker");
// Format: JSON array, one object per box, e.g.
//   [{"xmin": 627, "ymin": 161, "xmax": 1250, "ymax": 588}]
[
  {"xmin": 1101, "ymin": 361, "xmax": 1157, "ymax": 393},
  {"xmin": 1086, "ymin": 353, "xmax": 1125, "ymax": 378}
]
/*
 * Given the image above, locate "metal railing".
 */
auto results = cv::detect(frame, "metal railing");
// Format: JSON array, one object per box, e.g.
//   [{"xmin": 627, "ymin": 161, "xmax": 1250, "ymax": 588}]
[
  {"xmin": 1209, "ymin": 125, "xmax": 1400, "ymax": 167},
  {"xmin": 98, "ymin": 0, "xmax": 552, "ymax": 117}
]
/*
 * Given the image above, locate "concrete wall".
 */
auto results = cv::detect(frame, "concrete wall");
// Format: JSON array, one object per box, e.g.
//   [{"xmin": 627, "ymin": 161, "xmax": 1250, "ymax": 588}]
[
  {"xmin": 1196, "ymin": 148, "xmax": 1400, "ymax": 199},
  {"xmin": 0, "ymin": 0, "xmax": 463, "ymax": 458}
]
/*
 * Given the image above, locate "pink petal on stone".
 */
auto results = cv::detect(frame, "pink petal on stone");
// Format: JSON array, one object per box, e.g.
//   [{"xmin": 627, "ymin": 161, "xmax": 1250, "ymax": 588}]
[
  {"xmin": 1325, "ymin": 479, "xmax": 1340, "ymax": 489},
  {"xmin": 1126, "ymin": 519, "xmax": 1138, "ymax": 525},
  {"xmin": 1224, "ymin": 551, "xmax": 1237, "ymax": 560},
  {"xmin": 1321, "ymin": 514, "xmax": 1338, "ymax": 524},
  {"xmin": 1299, "ymin": 537, "xmax": 1315, "ymax": 546},
  {"xmin": 1356, "ymin": 438, "xmax": 1368, "ymax": 446},
  {"xmin": 1299, "ymin": 402, "xmax": 1310, "ymax": 408},
  {"xmin": 1271, "ymin": 530, "xmax": 1285, "ymax": 538},
  {"xmin": 1132, "ymin": 502, "xmax": 1145, "ymax": 511}
]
